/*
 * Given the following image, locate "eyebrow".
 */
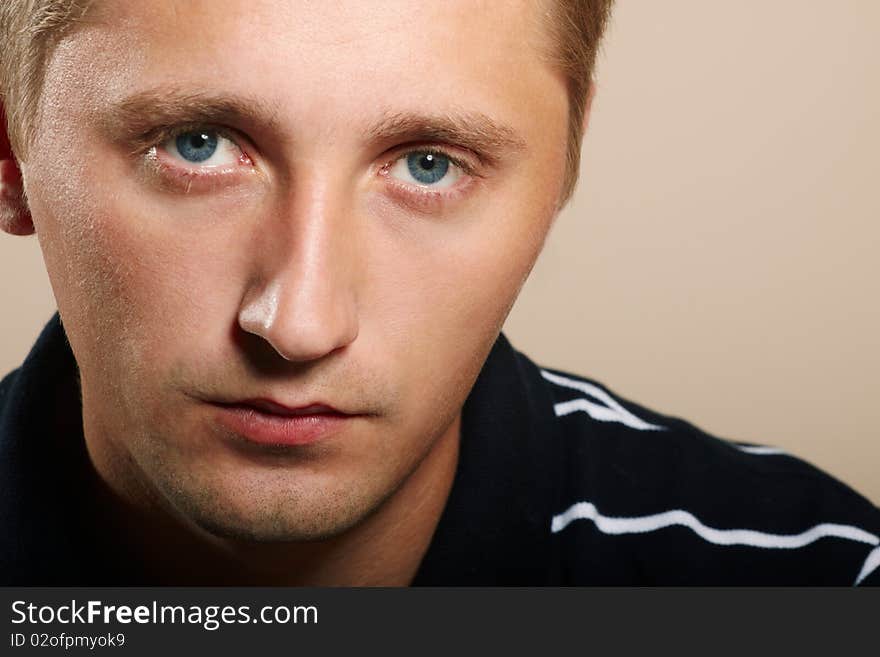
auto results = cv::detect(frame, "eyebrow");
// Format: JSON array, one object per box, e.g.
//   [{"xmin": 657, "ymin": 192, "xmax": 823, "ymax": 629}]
[
  {"xmin": 99, "ymin": 87, "xmax": 527, "ymax": 163},
  {"xmin": 99, "ymin": 88, "xmax": 284, "ymax": 152},
  {"xmin": 364, "ymin": 111, "xmax": 527, "ymax": 164}
]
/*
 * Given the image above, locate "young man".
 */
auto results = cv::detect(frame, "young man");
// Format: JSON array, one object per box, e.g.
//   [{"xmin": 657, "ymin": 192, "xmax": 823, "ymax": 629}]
[{"xmin": 1, "ymin": 1, "xmax": 878, "ymax": 586}]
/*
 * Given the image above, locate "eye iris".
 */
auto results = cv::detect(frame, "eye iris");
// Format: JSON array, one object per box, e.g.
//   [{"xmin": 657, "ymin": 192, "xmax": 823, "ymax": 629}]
[
  {"xmin": 175, "ymin": 131, "xmax": 219, "ymax": 163},
  {"xmin": 406, "ymin": 152, "xmax": 449, "ymax": 185}
]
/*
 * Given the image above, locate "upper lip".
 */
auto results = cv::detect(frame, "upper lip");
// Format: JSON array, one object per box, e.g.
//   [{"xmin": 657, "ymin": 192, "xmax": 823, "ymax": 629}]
[{"xmin": 219, "ymin": 398, "xmax": 353, "ymax": 416}]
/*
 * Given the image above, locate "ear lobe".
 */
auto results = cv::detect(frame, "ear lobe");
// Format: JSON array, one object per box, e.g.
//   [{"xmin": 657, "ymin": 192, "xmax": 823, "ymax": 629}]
[{"xmin": 0, "ymin": 106, "xmax": 35, "ymax": 236}]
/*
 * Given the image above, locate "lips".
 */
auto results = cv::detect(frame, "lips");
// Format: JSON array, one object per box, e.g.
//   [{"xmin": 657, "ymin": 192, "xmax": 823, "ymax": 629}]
[
  {"xmin": 236, "ymin": 398, "xmax": 347, "ymax": 417},
  {"xmin": 212, "ymin": 397, "xmax": 356, "ymax": 447}
]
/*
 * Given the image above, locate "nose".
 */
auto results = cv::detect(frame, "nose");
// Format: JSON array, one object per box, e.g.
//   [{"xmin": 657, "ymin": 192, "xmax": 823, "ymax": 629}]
[{"xmin": 237, "ymin": 182, "xmax": 359, "ymax": 362}]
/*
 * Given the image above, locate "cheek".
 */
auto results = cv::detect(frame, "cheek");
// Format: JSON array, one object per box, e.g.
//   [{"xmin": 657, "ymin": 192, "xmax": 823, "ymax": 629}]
[
  {"xmin": 29, "ymin": 164, "xmax": 249, "ymax": 383},
  {"xmin": 367, "ymin": 194, "xmax": 554, "ymax": 341},
  {"xmin": 87, "ymin": 206, "xmax": 259, "ymax": 372},
  {"xmin": 360, "ymin": 192, "xmax": 555, "ymax": 420},
  {"xmin": 24, "ymin": 163, "xmax": 131, "ymax": 375}
]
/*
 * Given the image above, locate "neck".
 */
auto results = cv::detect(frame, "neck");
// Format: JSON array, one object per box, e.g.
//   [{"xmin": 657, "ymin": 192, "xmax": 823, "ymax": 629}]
[{"xmin": 84, "ymin": 414, "xmax": 460, "ymax": 586}]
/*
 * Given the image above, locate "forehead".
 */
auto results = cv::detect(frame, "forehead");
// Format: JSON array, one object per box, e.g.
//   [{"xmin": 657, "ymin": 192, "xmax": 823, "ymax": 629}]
[{"xmin": 59, "ymin": 0, "xmax": 563, "ymax": 138}]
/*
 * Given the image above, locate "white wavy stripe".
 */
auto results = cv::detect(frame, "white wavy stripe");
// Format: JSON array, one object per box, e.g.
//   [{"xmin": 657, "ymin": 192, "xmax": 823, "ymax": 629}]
[
  {"xmin": 551, "ymin": 502, "xmax": 880, "ymax": 552},
  {"xmin": 555, "ymin": 398, "xmax": 629, "ymax": 423},
  {"xmin": 735, "ymin": 445, "xmax": 787, "ymax": 456},
  {"xmin": 855, "ymin": 545, "xmax": 880, "ymax": 586},
  {"xmin": 540, "ymin": 370, "xmax": 665, "ymax": 431}
]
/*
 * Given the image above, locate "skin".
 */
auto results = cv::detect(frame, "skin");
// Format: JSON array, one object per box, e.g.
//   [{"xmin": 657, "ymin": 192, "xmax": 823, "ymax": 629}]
[{"xmin": 0, "ymin": 0, "xmax": 585, "ymax": 585}]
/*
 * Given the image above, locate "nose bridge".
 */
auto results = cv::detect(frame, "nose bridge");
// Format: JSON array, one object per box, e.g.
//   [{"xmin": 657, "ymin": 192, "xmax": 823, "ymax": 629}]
[{"xmin": 238, "ymin": 172, "xmax": 359, "ymax": 361}]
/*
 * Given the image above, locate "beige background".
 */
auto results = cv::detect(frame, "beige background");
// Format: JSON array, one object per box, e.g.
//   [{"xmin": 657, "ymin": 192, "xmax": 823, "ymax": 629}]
[{"xmin": 1, "ymin": 1, "xmax": 878, "ymax": 503}]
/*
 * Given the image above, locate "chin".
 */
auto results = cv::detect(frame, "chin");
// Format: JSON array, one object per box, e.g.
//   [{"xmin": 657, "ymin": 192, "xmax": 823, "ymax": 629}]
[
  {"xmin": 159, "ymin": 472, "xmax": 383, "ymax": 545},
  {"xmin": 190, "ymin": 515, "xmax": 350, "ymax": 544}
]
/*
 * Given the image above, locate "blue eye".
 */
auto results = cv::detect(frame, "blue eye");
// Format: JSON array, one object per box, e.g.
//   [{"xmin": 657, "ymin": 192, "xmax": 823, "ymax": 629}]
[
  {"xmin": 175, "ymin": 131, "xmax": 219, "ymax": 163},
  {"xmin": 406, "ymin": 152, "xmax": 450, "ymax": 185}
]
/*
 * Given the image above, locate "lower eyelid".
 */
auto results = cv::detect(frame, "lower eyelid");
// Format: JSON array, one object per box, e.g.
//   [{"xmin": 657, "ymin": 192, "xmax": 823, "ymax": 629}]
[
  {"xmin": 387, "ymin": 161, "xmax": 461, "ymax": 190},
  {"xmin": 381, "ymin": 170, "xmax": 477, "ymax": 211},
  {"xmin": 142, "ymin": 146, "xmax": 257, "ymax": 193},
  {"xmin": 153, "ymin": 139, "xmax": 252, "ymax": 170}
]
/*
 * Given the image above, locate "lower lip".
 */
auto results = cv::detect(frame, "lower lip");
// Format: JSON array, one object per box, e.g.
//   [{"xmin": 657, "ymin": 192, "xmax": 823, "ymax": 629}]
[{"xmin": 214, "ymin": 405, "xmax": 353, "ymax": 447}]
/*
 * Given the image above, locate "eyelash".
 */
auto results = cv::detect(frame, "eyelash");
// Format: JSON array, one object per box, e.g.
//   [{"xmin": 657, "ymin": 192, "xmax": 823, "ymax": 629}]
[
  {"xmin": 137, "ymin": 124, "xmax": 255, "ymax": 193},
  {"xmin": 137, "ymin": 127, "xmax": 479, "ymax": 204},
  {"xmin": 378, "ymin": 146, "xmax": 479, "ymax": 210}
]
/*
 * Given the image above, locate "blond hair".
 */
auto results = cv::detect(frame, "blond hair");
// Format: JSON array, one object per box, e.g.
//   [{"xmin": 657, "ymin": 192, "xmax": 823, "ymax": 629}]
[
  {"xmin": 0, "ymin": 1, "xmax": 93, "ymax": 157},
  {"xmin": 0, "ymin": 0, "xmax": 612, "ymax": 204}
]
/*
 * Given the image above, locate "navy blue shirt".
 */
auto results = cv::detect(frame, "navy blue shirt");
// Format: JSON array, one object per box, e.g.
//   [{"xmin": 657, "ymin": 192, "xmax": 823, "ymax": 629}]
[{"xmin": 3, "ymin": 314, "xmax": 879, "ymax": 585}]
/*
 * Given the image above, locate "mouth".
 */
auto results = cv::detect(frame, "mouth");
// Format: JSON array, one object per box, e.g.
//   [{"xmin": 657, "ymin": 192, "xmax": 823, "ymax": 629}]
[
  {"xmin": 231, "ymin": 398, "xmax": 350, "ymax": 417},
  {"xmin": 210, "ymin": 398, "xmax": 358, "ymax": 448}
]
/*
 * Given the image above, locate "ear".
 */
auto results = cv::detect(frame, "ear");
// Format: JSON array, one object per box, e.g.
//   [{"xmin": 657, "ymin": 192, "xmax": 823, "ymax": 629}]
[{"xmin": 0, "ymin": 103, "xmax": 34, "ymax": 236}]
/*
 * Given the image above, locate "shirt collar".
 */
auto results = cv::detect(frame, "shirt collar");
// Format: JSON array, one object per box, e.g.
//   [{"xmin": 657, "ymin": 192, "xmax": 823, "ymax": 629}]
[
  {"xmin": 0, "ymin": 313, "xmax": 99, "ymax": 583},
  {"xmin": 412, "ymin": 332, "xmax": 563, "ymax": 585}
]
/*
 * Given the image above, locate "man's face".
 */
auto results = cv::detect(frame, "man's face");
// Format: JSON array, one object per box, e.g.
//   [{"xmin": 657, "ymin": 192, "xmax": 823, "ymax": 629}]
[{"xmin": 21, "ymin": 0, "xmax": 569, "ymax": 541}]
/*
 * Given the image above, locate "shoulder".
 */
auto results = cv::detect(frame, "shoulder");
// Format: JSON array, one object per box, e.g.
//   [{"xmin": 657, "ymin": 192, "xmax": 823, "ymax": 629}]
[
  {"xmin": 0, "ymin": 366, "xmax": 24, "ymax": 583},
  {"xmin": 0, "ymin": 366, "xmax": 21, "ymax": 437},
  {"xmin": 525, "ymin": 360, "xmax": 880, "ymax": 585},
  {"xmin": 0, "ymin": 367, "xmax": 19, "ymax": 403}
]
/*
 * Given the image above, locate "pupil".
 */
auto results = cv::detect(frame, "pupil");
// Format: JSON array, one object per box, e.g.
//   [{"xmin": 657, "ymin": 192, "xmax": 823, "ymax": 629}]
[
  {"xmin": 176, "ymin": 131, "xmax": 219, "ymax": 163},
  {"xmin": 406, "ymin": 151, "xmax": 449, "ymax": 184}
]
